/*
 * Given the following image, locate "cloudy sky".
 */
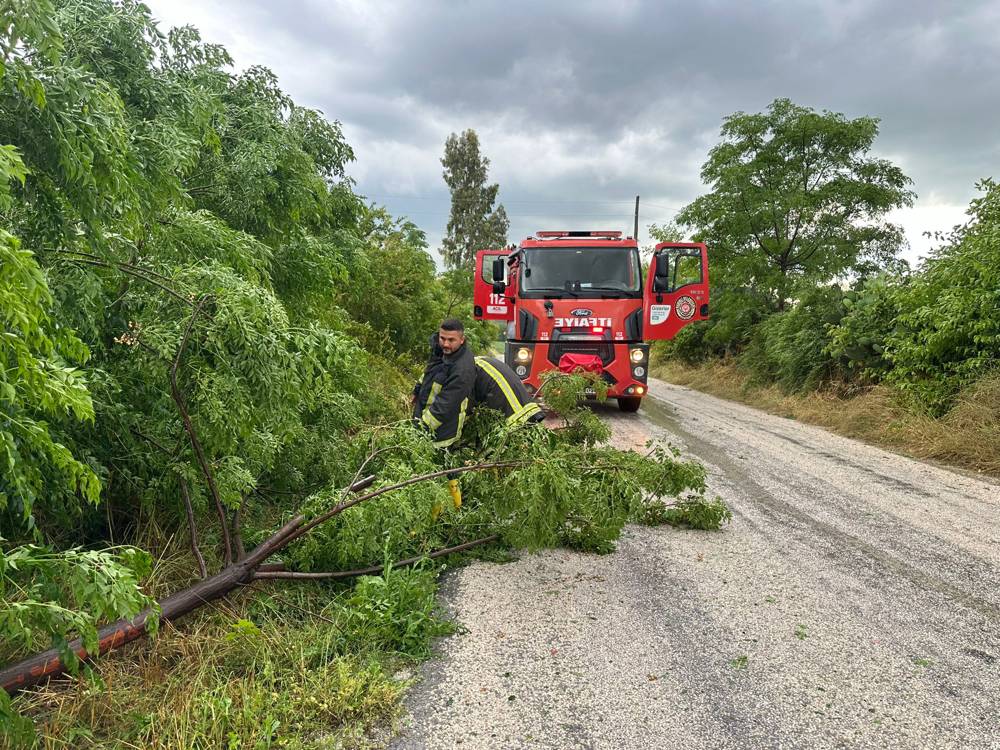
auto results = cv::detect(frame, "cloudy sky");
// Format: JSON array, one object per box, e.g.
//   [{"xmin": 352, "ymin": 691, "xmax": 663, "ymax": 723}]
[{"xmin": 146, "ymin": 0, "xmax": 998, "ymax": 266}]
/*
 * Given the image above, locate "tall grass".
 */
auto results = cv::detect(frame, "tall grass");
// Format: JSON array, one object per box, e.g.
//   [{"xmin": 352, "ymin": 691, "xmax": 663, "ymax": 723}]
[
  {"xmin": 7, "ymin": 551, "xmax": 452, "ymax": 749},
  {"xmin": 653, "ymin": 359, "xmax": 1000, "ymax": 478}
]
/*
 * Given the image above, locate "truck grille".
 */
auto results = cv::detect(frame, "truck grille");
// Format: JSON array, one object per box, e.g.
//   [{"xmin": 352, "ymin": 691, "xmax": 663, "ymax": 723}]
[{"xmin": 547, "ymin": 340, "xmax": 615, "ymax": 367}]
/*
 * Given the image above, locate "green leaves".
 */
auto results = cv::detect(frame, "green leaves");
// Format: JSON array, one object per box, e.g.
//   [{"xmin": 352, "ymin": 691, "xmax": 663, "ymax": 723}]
[
  {"xmin": 1, "ymin": 231, "xmax": 99, "ymax": 524},
  {"xmin": 340, "ymin": 563, "xmax": 454, "ymax": 659},
  {"xmin": 0, "ymin": 541, "xmax": 156, "ymax": 670},
  {"xmin": 881, "ymin": 179, "xmax": 1000, "ymax": 414},
  {"xmin": 0, "ymin": 541, "xmax": 156, "ymax": 745}
]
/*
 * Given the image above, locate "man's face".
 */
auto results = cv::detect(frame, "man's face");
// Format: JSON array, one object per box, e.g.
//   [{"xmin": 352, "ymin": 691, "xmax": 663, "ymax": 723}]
[{"xmin": 438, "ymin": 327, "xmax": 465, "ymax": 355}]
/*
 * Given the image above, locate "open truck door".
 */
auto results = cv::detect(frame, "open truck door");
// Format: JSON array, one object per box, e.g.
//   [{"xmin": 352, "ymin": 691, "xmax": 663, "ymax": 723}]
[
  {"xmin": 473, "ymin": 249, "xmax": 515, "ymax": 322},
  {"xmin": 642, "ymin": 242, "xmax": 709, "ymax": 340}
]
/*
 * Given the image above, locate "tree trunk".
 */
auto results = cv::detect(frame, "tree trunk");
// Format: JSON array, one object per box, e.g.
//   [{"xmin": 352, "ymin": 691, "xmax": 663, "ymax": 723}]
[{"xmin": 0, "ymin": 558, "xmax": 256, "ymax": 694}]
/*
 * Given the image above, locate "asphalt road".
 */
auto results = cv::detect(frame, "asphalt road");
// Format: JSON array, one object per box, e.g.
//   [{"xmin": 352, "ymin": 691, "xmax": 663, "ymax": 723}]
[{"xmin": 392, "ymin": 378, "xmax": 1000, "ymax": 749}]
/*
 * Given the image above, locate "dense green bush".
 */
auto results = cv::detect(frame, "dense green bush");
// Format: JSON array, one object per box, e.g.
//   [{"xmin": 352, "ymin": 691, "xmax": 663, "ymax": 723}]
[
  {"xmin": 882, "ymin": 180, "xmax": 1000, "ymax": 414},
  {"xmin": 825, "ymin": 273, "xmax": 902, "ymax": 382},
  {"xmin": 740, "ymin": 285, "xmax": 847, "ymax": 391}
]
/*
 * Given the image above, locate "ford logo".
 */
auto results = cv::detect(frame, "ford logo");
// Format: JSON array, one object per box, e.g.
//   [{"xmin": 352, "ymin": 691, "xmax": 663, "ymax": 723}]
[{"xmin": 570, "ymin": 308, "xmax": 593, "ymax": 317}]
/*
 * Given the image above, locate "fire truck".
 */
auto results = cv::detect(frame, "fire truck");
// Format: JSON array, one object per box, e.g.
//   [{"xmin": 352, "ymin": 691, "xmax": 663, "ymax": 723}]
[{"xmin": 473, "ymin": 231, "xmax": 709, "ymax": 412}]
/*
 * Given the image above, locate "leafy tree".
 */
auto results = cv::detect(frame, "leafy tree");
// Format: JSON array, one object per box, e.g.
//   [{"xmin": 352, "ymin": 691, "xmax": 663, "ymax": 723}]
[
  {"xmin": 0, "ymin": 110, "xmax": 153, "ymax": 743},
  {"xmin": 646, "ymin": 220, "xmax": 685, "ymax": 244},
  {"xmin": 0, "ymin": 149, "xmax": 98, "ymax": 527},
  {"xmin": 340, "ymin": 207, "xmax": 447, "ymax": 359},
  {"xmin": 678, "ymin": 98, "xmax": 914, "ymax": 320},
  {"xmin": 440, "ymin": 129, "xmax": 509, "ymax": 271}
]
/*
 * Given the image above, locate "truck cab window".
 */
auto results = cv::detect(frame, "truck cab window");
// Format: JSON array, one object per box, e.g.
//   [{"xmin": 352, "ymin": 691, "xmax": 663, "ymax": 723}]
[
  {"xmin": 672, "ymin": 253, "xmax": 702, "ymax": 291},
  {"xmin": 521, "ymin": 247, "xmax": 641, "ymax": 297}
]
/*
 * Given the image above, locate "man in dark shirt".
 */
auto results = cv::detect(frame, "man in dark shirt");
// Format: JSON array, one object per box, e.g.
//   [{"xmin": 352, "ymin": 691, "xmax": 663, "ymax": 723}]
[
  {"xmin": 415, "ymin": 320, "xmax": 543, "ymax": 444},
  {"xmin": 415, "ymin": 318, "xmax": 477, "ymax": 512}
]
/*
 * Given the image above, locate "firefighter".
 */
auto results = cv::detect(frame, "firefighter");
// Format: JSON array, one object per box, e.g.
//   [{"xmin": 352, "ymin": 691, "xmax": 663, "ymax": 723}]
[
  {"xmin": 473, "ymin": 356, "xmax": 544, "ymax": 426},
  {"xmin": 416, "ymin": 329, "xmax": 543, "ymax": 444},
  {"xmin": 418, "ymin": 319, "xmax": 476, "ymax": 449},
  {"xmin": 416, "ymin": 322, "xmax": 543, "ymax": 513},
  {"xmin": 417, "ymin": 319, "xmax": 476, "ymax": 511}
]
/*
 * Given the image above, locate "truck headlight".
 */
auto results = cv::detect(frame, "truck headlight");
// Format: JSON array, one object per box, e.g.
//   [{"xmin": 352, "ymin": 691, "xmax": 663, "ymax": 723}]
[
  {"xmin": 630, "ymin": 348, "xmax": 645, "ymax": 363},
  {"xmin": 516, "ymin": 347, "xmax": 532, "ymax": 362}
]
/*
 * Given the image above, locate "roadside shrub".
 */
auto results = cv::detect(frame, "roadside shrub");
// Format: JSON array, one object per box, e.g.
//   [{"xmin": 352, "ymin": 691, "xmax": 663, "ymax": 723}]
[
  {"xmin": 338, "ymin": 563, "xmax": 454, "ymax": 659},
  {"xmin": 741, "ymin": 285, "xmax": 846, "ymax": 391},
  {"xmin": 652, "ymin": 321, "xmax": 711, "ymax": 364},
  {"xmin": 882, "ymin": 180, "xmax": 1000, "ymax": 415},
  {"xmin": 826, "ymin": 273, "xmax": 902, "ymax": 381}
]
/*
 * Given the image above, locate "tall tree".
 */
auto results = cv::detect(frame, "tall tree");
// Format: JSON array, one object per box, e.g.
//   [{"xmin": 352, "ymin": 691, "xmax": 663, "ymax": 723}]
[
  {"xmin": 440, "ymin": 129, "xmax": 508, "ymax": 270},
  {"xmin": 678, "ymin": 98, "xmax": 914, "ymax": 313}
]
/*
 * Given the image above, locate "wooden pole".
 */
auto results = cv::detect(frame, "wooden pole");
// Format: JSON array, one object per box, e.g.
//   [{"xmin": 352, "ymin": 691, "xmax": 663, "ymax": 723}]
[{"xmin": 633, "ymin": 195, "xmax": 640, "ymax": 241}]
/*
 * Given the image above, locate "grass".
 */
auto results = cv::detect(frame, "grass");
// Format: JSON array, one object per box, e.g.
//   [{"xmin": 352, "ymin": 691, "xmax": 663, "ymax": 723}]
[
  {"xmin": 6, "ymin": 545, "xmax": 454, "ymax": 750},
  {"xmin": 651, "ymin": 358, "xmax": 1000, "ymax": 479}
]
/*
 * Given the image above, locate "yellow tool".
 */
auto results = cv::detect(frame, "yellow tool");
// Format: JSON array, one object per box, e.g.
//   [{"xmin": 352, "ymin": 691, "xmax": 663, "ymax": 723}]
[{"xmin": 448, "ymin": 478, "xmax": 462, "ymax": 509}]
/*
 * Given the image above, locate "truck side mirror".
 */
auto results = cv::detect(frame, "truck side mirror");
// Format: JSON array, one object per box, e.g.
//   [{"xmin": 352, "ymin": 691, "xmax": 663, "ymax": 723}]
[
  {"xmin": 492, "ymin": 257, "xmax": 506, "ymax": 283},
  {"xmin": 654, "ymin": 254, "xmax": 670, "ymax": 277},
  {"xmin": 492, "ymin": 281, "xmax": 506, "ymax": 295},
  {"xmin": 652, "ymin": 252, "xmax": 671, "ymax": 292}
]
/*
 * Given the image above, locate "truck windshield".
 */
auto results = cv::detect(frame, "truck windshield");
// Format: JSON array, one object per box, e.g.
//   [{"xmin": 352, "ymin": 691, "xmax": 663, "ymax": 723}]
[{"xmin": 520, "ymin": 247, "xmax": 642, "ymax": 298}]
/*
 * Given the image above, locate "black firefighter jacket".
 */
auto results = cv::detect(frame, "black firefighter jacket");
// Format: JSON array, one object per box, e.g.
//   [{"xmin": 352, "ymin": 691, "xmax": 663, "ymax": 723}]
[
  {"xmin": 472, "ymin": 357, "xmax": 543, "ymax": 425},
  {"xmin": 419, "ymin": 342, "xmax": 476, "ymax": 448}
]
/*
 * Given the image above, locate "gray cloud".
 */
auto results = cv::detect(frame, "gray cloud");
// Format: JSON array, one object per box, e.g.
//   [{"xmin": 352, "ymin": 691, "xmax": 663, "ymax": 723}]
[{"xmin": 147, "ymin": 0, "xmax": 999, "ymax": 262}]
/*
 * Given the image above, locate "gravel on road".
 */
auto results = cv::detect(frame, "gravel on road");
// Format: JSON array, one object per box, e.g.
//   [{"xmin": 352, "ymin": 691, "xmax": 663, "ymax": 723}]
[{"xmin": 392, "ymin": 378, "xmax": 1000, "ymax": 750}]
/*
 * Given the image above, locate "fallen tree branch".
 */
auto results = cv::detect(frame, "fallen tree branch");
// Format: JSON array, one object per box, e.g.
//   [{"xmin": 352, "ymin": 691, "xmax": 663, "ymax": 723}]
[
  {"xmin": 0, "ymin": 463, "xmax": 515, "ymax": 694},
  {"xmin": 283, "ymin": 461, "xmax": 523, "ymax": 547},
  {"xmin": 253, "ymin": 534, "xmax": 500, "ymax": 581}
]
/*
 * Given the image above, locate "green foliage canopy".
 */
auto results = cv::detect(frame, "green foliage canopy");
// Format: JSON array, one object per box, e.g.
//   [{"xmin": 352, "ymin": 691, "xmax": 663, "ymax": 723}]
[{"xmin": 679, "ymin": 98, "xmax": 913, "ymax": 314}]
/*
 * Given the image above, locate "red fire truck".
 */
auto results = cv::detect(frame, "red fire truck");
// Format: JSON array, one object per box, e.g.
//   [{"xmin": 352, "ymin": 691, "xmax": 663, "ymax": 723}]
[{"xmin": 473, "ymin": 231, "xmax": 709, "ymax": 412}]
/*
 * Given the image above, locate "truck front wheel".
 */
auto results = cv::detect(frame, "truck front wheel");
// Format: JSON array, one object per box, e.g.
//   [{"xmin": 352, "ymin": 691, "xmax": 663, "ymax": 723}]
[{"xmin": 617, "ymin": 396, "xmax": 641, "ymax": 413}]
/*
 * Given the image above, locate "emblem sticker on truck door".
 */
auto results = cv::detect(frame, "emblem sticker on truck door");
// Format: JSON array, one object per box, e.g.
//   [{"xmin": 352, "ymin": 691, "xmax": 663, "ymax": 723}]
[
  {"xmin": 649, "ymin": 305, "xmax": 672, "ymax": 325},
  {"xmin": 675, "ymin": 296, "xmax": 696, "ymax": 320}
]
